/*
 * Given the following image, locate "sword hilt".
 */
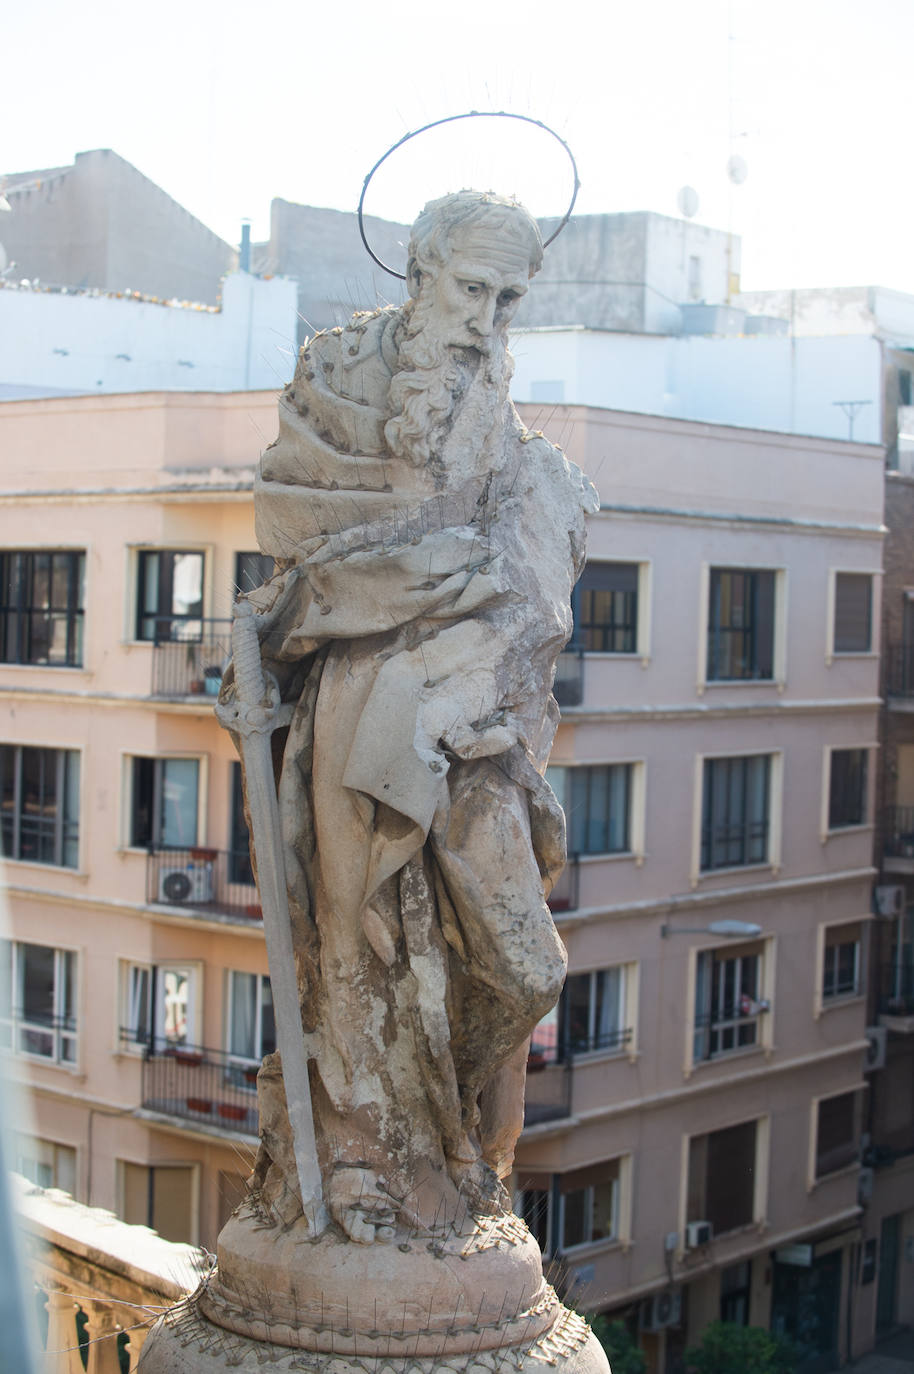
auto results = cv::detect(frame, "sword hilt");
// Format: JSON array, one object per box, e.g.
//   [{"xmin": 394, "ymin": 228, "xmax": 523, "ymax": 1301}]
[{"xmin": 232, "ymin": 601, "xmax": 268, "ymax": 707}]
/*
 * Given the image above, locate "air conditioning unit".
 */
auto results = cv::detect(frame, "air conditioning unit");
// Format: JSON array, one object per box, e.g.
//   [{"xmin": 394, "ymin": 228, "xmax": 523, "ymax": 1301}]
[
  {"xmin": 875, "ymin": 885, "xmax": 905, "ymax": 918},
  {"xmin": 640, "ymin": 1289, "xmax": 682, "ymax": 1333},
  {"xmin": 865, "ymin": 1025, "xmax": 888, "ymax": 1072},
  {"xmin": 685, "ymin": 1220, "xmax": 713, "ymax": 1249},
  {"xmin": 858, "ymin": 1166, "xmax": 875, "ymax": 1205},
  {"xmin": 159, "ymin": 862, "xmax": 214, "ymax": 905}
]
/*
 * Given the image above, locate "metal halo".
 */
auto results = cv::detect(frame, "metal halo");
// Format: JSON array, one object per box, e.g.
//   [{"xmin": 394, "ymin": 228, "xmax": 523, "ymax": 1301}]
[{"xmin": 357, "ymin": 111, "xmax": 581, "ymax": 281}]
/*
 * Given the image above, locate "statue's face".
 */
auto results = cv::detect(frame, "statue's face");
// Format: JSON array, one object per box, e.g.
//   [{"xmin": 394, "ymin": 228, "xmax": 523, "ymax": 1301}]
[{"xmin": 421, "ymin": 222, "xmax": 533, "ymax": 353}]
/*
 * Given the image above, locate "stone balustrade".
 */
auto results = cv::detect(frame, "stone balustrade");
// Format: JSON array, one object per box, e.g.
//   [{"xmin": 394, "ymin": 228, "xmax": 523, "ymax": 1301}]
[{"xmin": 12, "ymin": 1173, "xmax": 210, "ymax": 1372}]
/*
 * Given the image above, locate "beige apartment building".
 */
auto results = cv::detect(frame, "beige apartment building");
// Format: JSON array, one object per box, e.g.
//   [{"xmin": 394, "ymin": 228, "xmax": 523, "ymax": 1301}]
[{"xmin": 0, "ymin": 389, "xmax": 890, "ymax": 1370}]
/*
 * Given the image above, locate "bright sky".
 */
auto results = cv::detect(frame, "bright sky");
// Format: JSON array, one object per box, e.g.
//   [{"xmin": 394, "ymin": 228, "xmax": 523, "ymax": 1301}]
[{"xmin": 3, "ymin": 0, "xmax": 911, "ymax": 294}]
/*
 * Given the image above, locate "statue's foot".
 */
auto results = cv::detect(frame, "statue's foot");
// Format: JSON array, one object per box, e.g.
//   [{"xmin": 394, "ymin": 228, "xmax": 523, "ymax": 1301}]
[{"xmin": 327, "ymin": 1165, "xmax": 397, "ymax": 1244}]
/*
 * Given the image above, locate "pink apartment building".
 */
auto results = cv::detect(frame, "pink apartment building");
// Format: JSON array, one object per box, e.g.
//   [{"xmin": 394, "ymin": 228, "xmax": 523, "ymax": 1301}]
[{"xmin": 0, "ymin": 388, "xmax": 898, "ymax": 1371}]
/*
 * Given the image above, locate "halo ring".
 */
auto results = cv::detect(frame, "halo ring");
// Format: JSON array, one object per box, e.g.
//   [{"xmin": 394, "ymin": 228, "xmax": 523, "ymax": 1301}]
[{"xmin": 357, "ymin": 111, "xmax": 580, "ymax": 281}]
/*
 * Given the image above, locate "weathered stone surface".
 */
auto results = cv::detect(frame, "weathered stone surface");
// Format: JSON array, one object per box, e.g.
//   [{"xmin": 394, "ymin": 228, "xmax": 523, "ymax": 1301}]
[{"xmin": 140, "ymin": 190, "xmax": 606, "ymax": 1374}]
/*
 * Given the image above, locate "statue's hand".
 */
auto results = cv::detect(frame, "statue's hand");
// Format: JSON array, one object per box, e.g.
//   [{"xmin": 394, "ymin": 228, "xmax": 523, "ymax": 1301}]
[{"xmin": 328, "ymin": 1166, "xmax": 397, "ymax": 1245}]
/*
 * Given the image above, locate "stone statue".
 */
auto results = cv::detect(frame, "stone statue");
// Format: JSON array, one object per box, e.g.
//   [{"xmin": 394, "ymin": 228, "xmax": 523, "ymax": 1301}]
[{"xmin": 139, "ymin": 190, "xmax": 606, "ymax": 1374}]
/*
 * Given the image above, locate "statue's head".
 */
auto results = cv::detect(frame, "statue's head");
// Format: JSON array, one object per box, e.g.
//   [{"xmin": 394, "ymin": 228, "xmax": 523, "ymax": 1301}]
[{"xmin": 405, "ymin": 191, "xmax": 543, "ymax": 353}]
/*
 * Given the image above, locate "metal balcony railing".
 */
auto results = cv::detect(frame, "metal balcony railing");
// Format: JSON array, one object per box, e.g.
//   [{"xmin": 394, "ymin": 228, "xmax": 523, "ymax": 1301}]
[
  {"xmin": 135, "ymin": 1037, "xmax": 261, "ymax": 1134},
  {"xmin": 553, "ymin": 649, "xmax": 584, "ymax": 707},
  {"xmin": 885, "ymin": 642, "xmax": 914, "ymax": 699},
  {"xmin": 146, "ymin": 846, "xmax": 260, "ymax": 921},
  {"xmin": 882, "ymin": 806, "xmax": 914, "ymax": 859},
  {"xmin": 150, "ymin": 616, "xmax": 233, "ymax": 698},
  {"xmin": 547, "ymin": 857, "xmax": 579, "ymax": 914},
  {"xmin": 878, "ymin": 961, "xmax": 914, "ymax": 1017}
]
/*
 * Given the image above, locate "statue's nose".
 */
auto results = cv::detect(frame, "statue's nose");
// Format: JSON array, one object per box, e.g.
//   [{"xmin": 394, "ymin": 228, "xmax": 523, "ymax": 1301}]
[{"xmin": 470, "ymin": 295, "xmax": 497, "ymax": 336}]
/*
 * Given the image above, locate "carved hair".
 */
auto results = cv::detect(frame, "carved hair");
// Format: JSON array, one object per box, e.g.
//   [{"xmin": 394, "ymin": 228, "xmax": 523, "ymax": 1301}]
[{"xmin": 406, "ymin": 191, "xmax": 544, "ymax": 298}]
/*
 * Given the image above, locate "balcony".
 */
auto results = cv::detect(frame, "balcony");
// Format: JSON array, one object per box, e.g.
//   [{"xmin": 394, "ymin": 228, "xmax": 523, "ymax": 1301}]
[
  {"xmin": 882, "ymin": 807, "xmax": 914, "ymax": 874},
  {"xmin": 150, "ymin": 617, "xmax": 232, "ymax": 699},
  {"xmin": 146, "ymin": 847, "xmax": 261, "ymax": 922},
  {"xmin": 524, "ymin": 1059, "xmax": 572, "ymax": 1127},
  {"xmin": 885, "ymin": 642, "xmax": 914, "ymax": 704},
  {"xmin": 553, "ymin": 649, "xmax": 584, "ymax": 708},
  {"xmin": 877, "ymin": 961, "xmax": 914, "ymax": 1027},
  {"xmin": 547, "ymin": 856, "xmax": 579, "ymax": 913},
  {"xmin": 136, "ymin": 1039, "xmax": 261, "ymax": 1135}
]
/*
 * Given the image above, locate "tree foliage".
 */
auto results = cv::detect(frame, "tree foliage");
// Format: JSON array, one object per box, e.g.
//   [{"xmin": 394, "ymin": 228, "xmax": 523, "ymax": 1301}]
[
  {"xmin": 588, "ymin": 1316, "xmax": 647, "ymax": 1374},
  {"xmin": 686, "ymin": 1321, "xmax": 796, "ymax": 1374}
]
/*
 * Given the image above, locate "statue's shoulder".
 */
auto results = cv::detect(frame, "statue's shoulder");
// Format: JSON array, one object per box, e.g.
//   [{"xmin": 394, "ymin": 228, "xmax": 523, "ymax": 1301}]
[
  {"xmin": 514, "ymin": 423, "xmax": 600, "ymax": 515},
  {"xmin": 300, "ymin": 306, "xmax": 403, "ymax": 393}
]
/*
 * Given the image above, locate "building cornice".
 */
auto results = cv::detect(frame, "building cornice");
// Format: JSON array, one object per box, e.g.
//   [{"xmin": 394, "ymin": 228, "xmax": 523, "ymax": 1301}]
[
  {"xmin": 560, "ymin": 696, "xmax": 882, "ymax": 725},
  {"xmin": 596, "ymin": 502, "xmax": 885, "ymax": 538},
  {"xmin": 554, "ymin": 865, "xmax": 876, "ymax": 932},
  {"xmin": 3, "ymin": 882, "xmax": 267, "ymax": 938}
]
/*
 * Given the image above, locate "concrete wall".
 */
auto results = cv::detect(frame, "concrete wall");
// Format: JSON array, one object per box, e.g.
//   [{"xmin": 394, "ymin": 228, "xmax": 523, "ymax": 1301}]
[
  {"xmin": 510, "ymin": 329, "xmax": 884, "ymax": 445},
  {"xmin": 2, "ymin": 149, "xmax": 234, "ymax": 305},
  {"xmin": 0, "ymin": 273, "xmax": 297, "ymax": 399}
]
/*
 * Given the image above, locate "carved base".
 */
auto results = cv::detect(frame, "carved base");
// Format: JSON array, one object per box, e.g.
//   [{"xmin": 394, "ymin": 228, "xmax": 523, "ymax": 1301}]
[
  {"xmin": 138, "ymin": 1205, "xmax": 610, "ymax": 1374},
  {"xmin": 138, "ymin": 1295, "xmax": 610, "ymax": 1374}
]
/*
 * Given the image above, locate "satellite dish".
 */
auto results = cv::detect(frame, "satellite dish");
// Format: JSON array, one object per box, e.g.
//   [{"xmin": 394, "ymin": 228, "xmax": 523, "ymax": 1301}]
[
  {"xmin": 727, "ymin": 154, "xmax": 748, "ymax": 185},
  {"xmin": 677, "ymin": 185, "xmax": 700, "ymax": 219}
]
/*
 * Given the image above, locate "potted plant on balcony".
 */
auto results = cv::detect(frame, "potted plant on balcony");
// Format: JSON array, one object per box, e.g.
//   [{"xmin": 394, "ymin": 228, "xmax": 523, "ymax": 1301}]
[
  {"xmin": 186, "ymin": 1096, "xmax": 212, "ymax": 1114},
  {"xmin": 218, "ymin": 1102, "xmax": 248, "ymax": 1123}
]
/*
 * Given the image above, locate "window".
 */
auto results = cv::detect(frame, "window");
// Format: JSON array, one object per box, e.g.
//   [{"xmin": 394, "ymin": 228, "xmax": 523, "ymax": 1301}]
[
  {"xmin": 899, "ymin": 369, "xmax": 912, "ymax": 407},
  {"xmin": 121, "ymin": 962, "xmax": 154, "ymax": 1049},
  {"xmin": 720, "ymin": 1261, "xmax": 752, "ymax": 1326},
  {"xmin": 688, "ymin": 1120, "xmax": 757, "ymax": 1236},
  {"xmin": 0, "ymin": 941, "xmax": 77, "ymax": 1064},
  {"xmin": 833, "ymin": 573, "xmax": 872, "ymax": 654},
  {"xmin": 227, "ymin": 971, "xmax": 275, "ymax": 1066},
  {"xmin": 130, "ymin": 756, "xmax": 199, "ymax": 849},
  {"xmin": 707, "ymin": 568, "xmax": 775, "ymax": 681},
  {"xmin": 515, "ymin": 1172, "xmax": 554, "ymax": 1256},
  {"xmin": 701, "ymin": 755, "xmax": 771, "ymax": 872},
  {"xmin": 121, "ymin": 1161, "xmax": 197, "ymax": 1244},
  {"xmin": 822, "ymin": 923, "xmax": 863, "ymax": 1002},
  {"xmin": 572, "ymin": 562, "xmax": 639, "ymax": 653},
  {"xmin": 0, "ymin": 745, "xmax": 80, "ymax": 868},
  {"xmin": 135, "ymin": 550, "xmax": 203, "ymax": 641},
  {"xmin": 814, "ymin": 1091, "xmax": 861, "ymax": 1179},
  {"xmin": 828, "ymin": 749, "xmax": 868, "ymax": 829},
  {"xmin": 694, "ymin": 943, "xmax": 766, "ymax": 1061},
  {"xmin": 0, "ymin": 551, "xmax": 85, "ymax": 667},
  {"xmin": 15, "ymin": 1137, "xmax": 76, "ymax": 1194},
  {"xmin": 558, "ymin": 966, "xmax": 630, "ymax": 1058},
  {"xmin": 229, "ymin": 762, "xmax": 253, "ymax": 884},
  {"xmin": 548, "ymin": 763, "xmax": 633, "ymax": 855},
  {"xmin": 234, "ymin": 552, "xmax": 274, "ymax": 597},
  {"xmin": 559, "ymin": 1160, "xmax": 621, "ymax": 1250},
  {"xmin": 688, "ymin": 255, "xmax": 702, "ymax": 301}
]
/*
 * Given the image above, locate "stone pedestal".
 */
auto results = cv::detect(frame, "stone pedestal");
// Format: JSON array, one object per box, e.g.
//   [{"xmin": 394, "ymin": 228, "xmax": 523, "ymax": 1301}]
[{"xmin": 138, "ymin": 1203, "xmax": 610, "ymax": 1374}]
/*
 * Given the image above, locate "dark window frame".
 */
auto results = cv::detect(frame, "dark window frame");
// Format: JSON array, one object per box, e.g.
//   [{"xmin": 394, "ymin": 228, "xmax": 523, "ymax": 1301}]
[
  {"xmin": 234, "ymin": 551, "xmax": 275, "ymax": 598},
  {"xmin": 135, "ymin": 549, "xmax": 204, "ymax": 643},
  {"xmin": 694, "ymin": 944, "xmax": 763, "ymax": 1061},
  {"xmin": 687, "ymin": 1119, "xmax": 757, "ymax": 1236},
  {"xmin": 828, "ymin": 748, "xmax": 868, "ymax": 830},
  {"xmin": 130, "ymin": 755, "xmax": 199, "ymax": 850},
  {"xmin": 701, "ymin": 754, "xmax": 771, "ymax": 872},
  {"xmin": 707, "ymin": 567, "xmax": 776, "ymax": 682},
  {"xmin": 1, "ymin": 939, "xmax": 77, "ymax": 1064},
  {"xmin": 557, "ymin": 763, "xmax": 633, "ymax": 856},
  {"xmin": 0, "ymin": 744, "xmax": 80, "ymax": 868},
  {"xmin": 815, "ymin": 1091, "xmax": 860, "ymax": 1178},
  {"xmin": 833, "ymin": 573, "xmax": 873, "ymax": 654},
  {"xmin": 571, "ymin": 562, "xmax": 639, "ymax": 654},
  {"xmin": 822, "ymin": 924, "xmax": 862, "ymax": 1001},
  {"xmin": 0, "ymin": 550, "xmax": 85, "ymax": 667}
]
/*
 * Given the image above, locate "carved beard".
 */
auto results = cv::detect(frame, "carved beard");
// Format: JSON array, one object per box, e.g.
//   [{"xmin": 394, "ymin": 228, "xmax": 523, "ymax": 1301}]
[{"xmin": 384, "ymin": 294, "xmax": 513, "ymax": 468}]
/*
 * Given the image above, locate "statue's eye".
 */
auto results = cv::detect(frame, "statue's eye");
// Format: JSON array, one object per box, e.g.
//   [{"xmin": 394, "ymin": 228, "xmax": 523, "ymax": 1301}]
[
  {"xmin": 464, "ymin": 282, "xmax": 483, "ymax": 296},
  {"xmin": 498, "ymin": 290, "xmax": 519, "ymax": 306}
]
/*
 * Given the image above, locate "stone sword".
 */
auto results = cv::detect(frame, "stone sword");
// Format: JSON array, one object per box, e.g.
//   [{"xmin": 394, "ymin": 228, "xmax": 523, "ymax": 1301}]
[{"xmin": 216, "ymin": 599, "xmax": 329, "ymax": 1236}]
